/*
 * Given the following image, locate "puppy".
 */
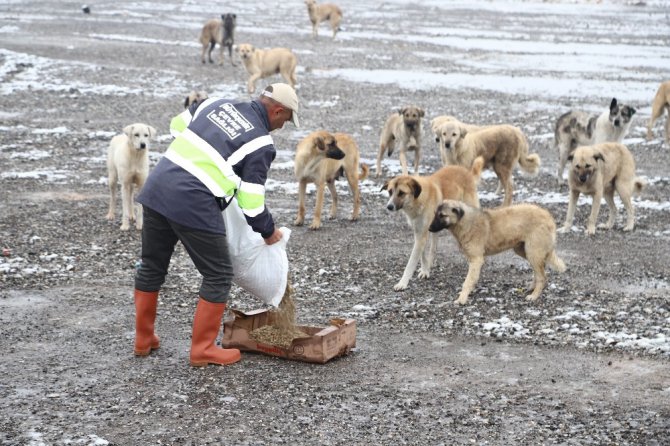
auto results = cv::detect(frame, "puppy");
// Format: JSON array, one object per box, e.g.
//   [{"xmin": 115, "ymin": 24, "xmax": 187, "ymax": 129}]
[
  {"xmin": 305, "ymin": 0, "xmax": 342, "ymax": 40},
  {"xmin": 382, "ymin": 158, "xmax": 484, "ymax": 291},
  {"xmin": 237, "ymin": 43, "xmax": 298, "ymax": 94},
  {"xmin": 647, "ymin": 80, "xmax": 670, "ymax": 146},
  {"xmin": 184, "ymin": 90, "xmax": 208, "ymax": 109},
  {"xmin": 106, "ymin": 123, "xmax": 157, "ymax": 231},
  {"xmin": 555, "ymin": 98, "xmax": 637, "ymax": 184},
  {"xmin": 377, "ymin": 106, "xmax": 425, "ymax": 177},
  {"xmin": 429, "ymin": 199, "xmax": 566, "ymax": 304},
  {"xmin": 294, "ymin": 131, "xmax": 369, "ymax": 230},
  {"xmin": 558, "ymin": 143, "xmax": 646, "ymax": 236},
  {"xmin": 200, "ymin": 14, "xmax": 237, "ymax": 66},
  {"xmin": 438, "ymin": 122, "xmax": 540, "ymax": 206}
]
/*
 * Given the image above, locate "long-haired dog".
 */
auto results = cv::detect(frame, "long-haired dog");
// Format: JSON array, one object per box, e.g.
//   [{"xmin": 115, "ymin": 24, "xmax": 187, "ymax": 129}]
[
  {"xmin": 437, "ymin": 122, "xmax": 540, "ymax": 206},
  {"xmin": 429, "ymin": 199, "xmax": 566, "ymax": 305},
  {"xmin": 106, "ymin": 123, "xmax": 157, "ymax": 231},
  {"xmin": 200, "ymin": 14, "xmax": 237, "ymax": 66},
  {"xmin": 558, "ymin": 143, "xmax": 646, "ymax": 236},
  {"xmin": 647, "ymin": 80, "xmax": 670, "ymax": 146},
  {"xmin": 555, "ymin": 98, "xmax": 636, "ymax": 184},
  {"xmin": 237, "ymin": 43, "xmax": 298, "ymax": 94},
  {"xmin": 305, "ymin": 0, "xmax": 342, "ymax": 40},
  {"xmin": 382, "ymin": 158, "xmax": 484, "ymax": 291},
  {"xmin": 376, "ymin": 106, "xmax": 425, "ymax": 178},
  {"xmin": 294, "ymin": 131, "xmax": 369, "ymax": 230}
]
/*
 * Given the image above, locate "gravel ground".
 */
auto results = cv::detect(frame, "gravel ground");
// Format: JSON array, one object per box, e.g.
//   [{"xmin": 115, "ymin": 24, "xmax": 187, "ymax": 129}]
[{"xmin": 1, "ymin": 0, "xmax": 669, "ymax": 445}]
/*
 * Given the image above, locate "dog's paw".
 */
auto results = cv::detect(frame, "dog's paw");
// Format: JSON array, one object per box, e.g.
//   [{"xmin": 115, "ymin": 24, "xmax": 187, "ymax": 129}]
[
  {"xmin": 294, "ymin": 218, "xmax": 304, "ymax": 226},
  {"xmin": 623, "ymin": 224, "xmax": 634, "ymax": 232},
  {"xmin": 525, "ymin": 294, "xmax": 540, "ymax": 302},
  {"xmin": 586, "ymin": 225, "xmax": 596, "ymax": 236},
  {"xmin": 418, "ymin": 270, "xmax": 430, "ymax": 279},
  {"xmin": 556, "ymin": 225, "xmax": 570, "ymax": 234},
  {"xmin": 453, "ymin": 297, "xmax": 468, "ymax": 305},
  {"xmin": 308, "ymin": 221, "xmax": 321, "ymax": 230},
  {"xmin": 105, "ymin": 212, "xmax": 115, "ymax": 221},
  {"xmin": 120, "ymin": 224, "xmax": 130, "ymax": 231},
  {"xmin": 393, "ymin": 282, "xmax": 408, "ymax": 291}
]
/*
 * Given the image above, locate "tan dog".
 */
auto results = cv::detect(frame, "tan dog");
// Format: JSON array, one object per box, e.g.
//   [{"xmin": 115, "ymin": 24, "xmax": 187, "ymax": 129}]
[
  {"xmin": 438, "ymin": 122, "xmax": 540, "ymax": 206},
  {"xmin": 199, "ymin": 14, "xmax": 237, "ymax": 66},
  {"xmin": 184, "ymin": 90, "xmax": 208, "ymax": 109},
  {"xmin": 558, "ymin": 143, "xmax": 646, "ymax": 235},
  {"xmin": 106, "ymin": 123, "xmax": 157, "ymax": 231},
  {"xmin": 377, "ymin": 106, "xmax": 425, "ymax": 177},
  {"xmin": 382, "ymin": 158, "xmax": 484, "ymax": 291},
  {"xmin": 237, "ymin": 43, "xmax": 298, "ymax": 94},
  {"xmin": 647, "ymin": 80, "xmax": 670, "ymax": 146},
  {"xmin": 305, "ymin": 0, "xmax": 342, "ymax": 40},
  {"xmin": 294, "ymin": 131, "xmax": 369, "ymax": 230},
  {"xmin": 430, "ymin": 200, "xmax": 566, "ymax": 304},
  {"xmin": 431, "ymin": 116, "xmax": 488, "ymax": 166}
]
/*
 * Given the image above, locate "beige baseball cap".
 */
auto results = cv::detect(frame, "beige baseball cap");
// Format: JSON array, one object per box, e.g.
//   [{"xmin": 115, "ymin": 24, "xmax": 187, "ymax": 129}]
[{"xmin": 261, "ymin": 83, "xmax": 300, "ymax": 127}]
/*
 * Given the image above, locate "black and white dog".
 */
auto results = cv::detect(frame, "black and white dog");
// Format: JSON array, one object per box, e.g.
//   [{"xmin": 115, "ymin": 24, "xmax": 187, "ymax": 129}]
[{"xmin": 554, "ymin": 98, "xmax": 636, "ymax": 184}]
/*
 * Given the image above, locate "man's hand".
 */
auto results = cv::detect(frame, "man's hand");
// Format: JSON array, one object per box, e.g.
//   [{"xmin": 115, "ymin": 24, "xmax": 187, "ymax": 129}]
[{"xmin": 264, "ymin": 228, "xmax": 283, "ymax": 245}]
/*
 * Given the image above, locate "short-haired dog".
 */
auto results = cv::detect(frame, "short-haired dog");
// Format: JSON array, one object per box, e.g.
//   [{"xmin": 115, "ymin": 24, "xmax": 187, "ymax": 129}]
[
  {"xmin": 437, "ymin": 122, "xmax": 540, "ymax": 206},
  {"xmin": 555, "ymin": 98, "xmax": 636, "ymax": 184},
  {"xmin": 237, "ymin": 43, "xmax": 298, "ymax": 94},
  {"xmin": 382, "ymin": 158, "xmax": 484, "ymax": 291},
  {"xmin": 305, "ymin": 0, "xmax": 342, "ymax": 40},
  {"xmin": 558, "ymin": 143, "xmax": 646, "ymax": 235},
  {"xmin": 429, "ymin": 200, "xmax": 566, "ymax": 304},
  {"xmin": 106, "ymin": 123, "xmax": 157, "ymax": 231},
  {"xmin": 377, "ymin": 106, "xmax": 425, "ymax": 178},
  {"xmin": 184, "ymin": 90, "xmax": 208, "ymax": 109},
  {"xmin": 200, "ymin": 14, "xmax": 237, "ymax": 66},
  {"xmin": 294, "ymin": 131, "xmax": 369, "ymax": 230},
  {"xmin": 647, "ymin": 80, "xmax": 670, "ymax": 146}
]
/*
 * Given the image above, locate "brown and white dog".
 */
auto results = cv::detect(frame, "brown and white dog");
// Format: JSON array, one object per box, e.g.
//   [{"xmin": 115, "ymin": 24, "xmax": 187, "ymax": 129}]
[
  {"xmin": 429, "ymin": 199, "xmax": 566, "ymax": 304},
  {"xmin": 647, "ymin": 80, "xmax": 670, "ymax": 146},
  {"xmin": 199, "ymin": 14, "xmax": 237, "ymax": 66},
  {"xmin": 184, "ymin": 90, "xmax": 208, "ymax": 109},
  {"xmin": 294, "ymin": 131, "xmax": 369, "ymax": 230},
  {"xmin": 237, "ymin": 43, "xmax": 298, "ymax": 94},
  {"xmin": 382, "ymin": 158, "xmax": 483, "ymax": 291},
  {"xmin": 304, "ymin": 0, "xmax": 342, "ymax": 40},
  {"xmin": 437, "ymin": 122, "xmax": 540, "ymax": 206},
  {"xmin": 377, "ymin": 106, "xmax": 425, "ymax": 178},
  {"xmin": 558, "ymin": 143, "xmax": 646, "ymax": 236},
  {"xmin": 555, "ymin": 98, "xmax": 637, "ymax": 184},
  {"xmin": 106, "ymin": 123, "xmax": 157, "ymax": 231}
]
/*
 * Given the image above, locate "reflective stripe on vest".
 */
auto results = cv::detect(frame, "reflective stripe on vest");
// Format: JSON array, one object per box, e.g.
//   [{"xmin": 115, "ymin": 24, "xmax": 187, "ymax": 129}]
[
  {"xmin": 237, "ymin": 181, "xmax": 265, "ymax": 217},
  {"xmin": 170, "ymin": 109, "xmax": 192, "ymax": 138}
]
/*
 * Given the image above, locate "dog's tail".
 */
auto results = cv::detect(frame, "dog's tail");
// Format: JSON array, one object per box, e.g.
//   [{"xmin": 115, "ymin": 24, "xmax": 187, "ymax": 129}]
[
  {"xmin": 517, "ymin": 133, "xmax": 541, "ymax": 176},
  {"xmin": 359, "ymin": 163, "xmax": 370, "ymax": 181},
  {"xmin": 470, "ymin": 156, "xmax": 485, "ymax": 184},
  {"xmin": 633, "ymin": 177, "xmax": 647, "ymax": 196},
  {"xmin": 547, "ymin": 250, "xmax": 567, "ymax": 273}
]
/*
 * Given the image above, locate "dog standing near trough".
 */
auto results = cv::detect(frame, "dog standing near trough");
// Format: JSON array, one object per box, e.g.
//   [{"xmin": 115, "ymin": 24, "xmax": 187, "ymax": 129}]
[
  {"xmin": 304, "ymin": 0, "xmax": 342, "ymax": 40},
  {"xmin": 554, "ymin": 98, "xmax": 637, "ymax": 184},
  {"xmin": 429, "ymin": 199, "xmax": 566, "ymax": 305},
  {"xmin": 200, "ymin": 14, "xmax": 237, "ymax": 66},
  {"xmin": 237, "ymin": 43, "xmax": 298, "ymax": 94},
  {"xmin": 382, "ymin": 158, "xmax": 484, "ymax": 291},
  {"xmin": 294, "ymin": 130, "xmax": 369, "ymax": 230},
  {"xmin": 377, "ymin": 106, "xmax": 425, "ymax": 178},
  {"xmin": 647, "ymin": 80, "xmax": 670, "ymax": 147},
  {"xmin": 106, "ymin": 123, "xmax": 157, "ymax": 231},
  {"xmin": 558, "ymin": 143, "xmax": 646, "ymax": 236}
]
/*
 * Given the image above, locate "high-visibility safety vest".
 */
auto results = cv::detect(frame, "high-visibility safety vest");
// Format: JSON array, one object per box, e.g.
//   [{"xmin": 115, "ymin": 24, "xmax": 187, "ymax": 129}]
[{"xmin": 137, "ymin": 99, "xmax": 276, "ymax": 237}]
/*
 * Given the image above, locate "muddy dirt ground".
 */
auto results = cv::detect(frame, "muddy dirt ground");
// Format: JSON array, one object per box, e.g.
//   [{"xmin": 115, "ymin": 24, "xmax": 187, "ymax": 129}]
[{"xmin": 1, "ymin": 1, "xmax": 669, "ymax": 445}]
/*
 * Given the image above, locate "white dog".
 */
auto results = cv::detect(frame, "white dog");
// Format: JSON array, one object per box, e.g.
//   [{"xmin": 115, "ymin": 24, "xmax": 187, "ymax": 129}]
[{"xmin": 106, "ymin": 123, "xmax": 156, "ymax": 231}]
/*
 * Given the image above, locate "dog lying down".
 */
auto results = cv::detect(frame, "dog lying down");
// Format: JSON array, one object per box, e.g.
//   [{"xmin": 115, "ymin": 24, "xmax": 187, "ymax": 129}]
[{"xmin": 429, "ymin": 199, "xmax": 566, "ymax": 305}]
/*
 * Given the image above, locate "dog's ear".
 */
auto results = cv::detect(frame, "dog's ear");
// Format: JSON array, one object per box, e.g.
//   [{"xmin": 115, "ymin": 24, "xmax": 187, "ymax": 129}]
[
  {"xmin": 184, "ymin": 96, "xmax": 190, "ymax": 108},
  {"xmin": 232, "ymin": 14, "xmax": 237, "ymax": 19},
  {"xmin": 609, "ymin": 98, "xmax": 618, "ymax": 110},
  {"xmin": 418, "ymin": 108, "xmax": 425, "ymax": 118},
  {"xmin": 148, "ymin": 126, "xmax": 157, "ymax": 140},
  {"xmin": 594, "ymin": 152, "xmax": 605, "ymax": 163},
  {"xmin": 454, "ymin": 206, "xmax": 464, "ymax": 220},
  {"xmin": 625, "ymin": 106, "xmax": 636, "ymax": 117},
  {"xmin": 409, "ymin": 178, "xmax": 422, "ymax": 198},
  {"xmin": 381, "ymin": 180, "xmax": 389, "ymax": 192},
  {"xmin": 123, "ymin": 125, "xmax": 134, "ymax": 137},
  {"xmin": 314, "ymin": 136, "xmax": 325, "ymax": 151},
  {"xmin": 567, "ymin": 154, "xmax": 574, "ymax": 162},
  {"xmin": 398, "ymin": 108, "xmax": 405, "ymax": 116},
  {"xmin": 459, "ymin": 126, "xmax": 468, "ymax": 138}
]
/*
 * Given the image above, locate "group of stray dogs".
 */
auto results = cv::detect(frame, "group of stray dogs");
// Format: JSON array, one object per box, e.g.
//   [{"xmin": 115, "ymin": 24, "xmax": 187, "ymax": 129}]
[{"xmin": 104, "ymin": 0, "xmax": 670, "ymax": 305}]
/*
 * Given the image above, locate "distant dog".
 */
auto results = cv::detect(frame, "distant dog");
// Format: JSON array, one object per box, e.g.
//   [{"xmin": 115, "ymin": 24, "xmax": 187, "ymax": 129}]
[
  {"xmin": 237, "ymin": 43, "xmax": 298, "ymax": 94},
  {"xmin": 305, "ymin": 0, "xmax": 342, "ymax": 40},
  {"xmin": 377, "ymin": 106, "xmax": 425, "ymax": 177},
  {"xmin": 382, "ymin": 158, "xmax": 484, "ymax": 291},
  {"xmin": 106, "ymin": 123, "xmax": 157, "ymax": 231},
  {"xmin": 437, "ymin": 122, "xmax": 540, "ymax": 206},
  {"xmin": 294, "ymin": 131, "xmax": 369, "ymax": 230},
  {"xmin": 200, "ymin": 14, "xmax": 237, "ymax": 66},
  {"xmin": 429, "ymin": 199, "xmax": 566, "ymax": 304},
  {"xmin": 184, "ymin": 90, "xmax": 208, "ymax": 109},
  {"xmin": 558, "ymin": 143, "xmax": 646, "ymax": 236},
  {"xmin": 555, "ymin": 98, "xmax": 637, "ymax": 184},
  {"xmin": 647, "ymin": 80, "xmax": 670, "ymax": 146}
]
